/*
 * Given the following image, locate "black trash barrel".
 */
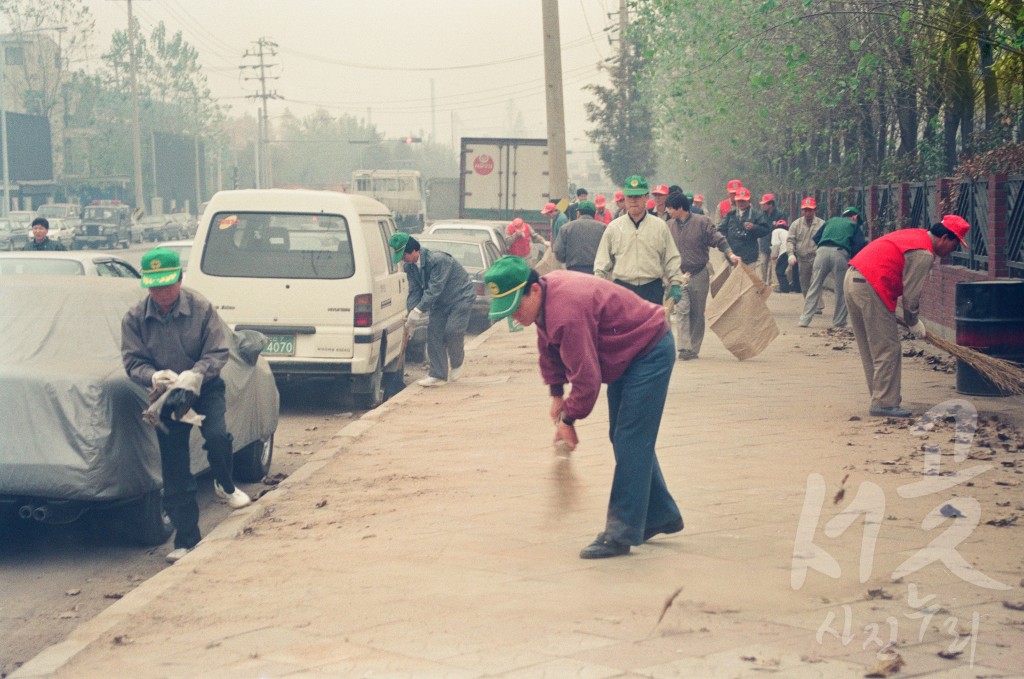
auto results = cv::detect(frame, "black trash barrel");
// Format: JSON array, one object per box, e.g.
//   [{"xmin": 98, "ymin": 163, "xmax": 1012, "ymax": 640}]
[{"xmin": 954, "ymin": 280, "xmax": 1024, "ymax": 396}]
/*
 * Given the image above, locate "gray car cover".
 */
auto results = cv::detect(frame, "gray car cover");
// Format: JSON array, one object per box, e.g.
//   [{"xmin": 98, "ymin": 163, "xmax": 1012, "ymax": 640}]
[{"xmin": 0, "ymin": 277, "xmax": 279, "ymax": 503}]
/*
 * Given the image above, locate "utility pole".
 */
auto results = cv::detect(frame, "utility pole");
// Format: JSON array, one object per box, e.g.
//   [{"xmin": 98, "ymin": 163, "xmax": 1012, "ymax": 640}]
[
  {"xmin": 541, "ymin": 0, "xmax": 568, "ymax": 206},
  {"xmin": 126, "ymin": 0, "xmax": 146, "ymax": 212},
  {"xmin": 241, "ymin": 38, "xmax": 281, "ymax": 189}
]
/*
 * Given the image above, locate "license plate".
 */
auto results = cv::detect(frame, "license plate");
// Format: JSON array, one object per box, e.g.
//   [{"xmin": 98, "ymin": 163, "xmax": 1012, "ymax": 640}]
[{"xmin": 262, "ymin": 334, "xmax": 296, "ymax": 356}]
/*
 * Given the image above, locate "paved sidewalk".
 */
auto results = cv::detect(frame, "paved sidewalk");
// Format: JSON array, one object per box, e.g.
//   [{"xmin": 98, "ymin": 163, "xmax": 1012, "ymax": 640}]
[{"xmin": 15, "ymin": 287, "xmax": 1024, "ymax": 678}]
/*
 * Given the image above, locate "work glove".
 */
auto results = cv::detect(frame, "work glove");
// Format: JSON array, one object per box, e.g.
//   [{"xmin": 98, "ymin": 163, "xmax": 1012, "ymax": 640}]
[
  {"xmin": 406, "ymin": 307, "xmax": 423, "ymax": 334},
  {"xmin": 668, "ymin": 284, "xmax": 682, "ymax": 303},
  {"xmin": 909, "ymin": 320, "xmax": 927, "ymax": 339},
  {"xmin": 159, "ymin": 371, "xmax": 203, "ymax": 425},
  {"xmin": 151, "ymin": 369, "xmax": 179, "ymax": 393}
]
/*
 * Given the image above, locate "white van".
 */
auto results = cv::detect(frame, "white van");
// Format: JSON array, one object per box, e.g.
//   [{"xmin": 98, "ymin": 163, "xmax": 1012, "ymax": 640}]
[{"xmin": 186, "ymin": 189, "xmax": 408, "ymax": 408}]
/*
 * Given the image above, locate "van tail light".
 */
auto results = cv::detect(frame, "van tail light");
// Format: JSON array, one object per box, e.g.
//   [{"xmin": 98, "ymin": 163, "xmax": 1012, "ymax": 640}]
[{"xmin": 354, "ymin": 293, "xmax": 373, "ymax": 327}]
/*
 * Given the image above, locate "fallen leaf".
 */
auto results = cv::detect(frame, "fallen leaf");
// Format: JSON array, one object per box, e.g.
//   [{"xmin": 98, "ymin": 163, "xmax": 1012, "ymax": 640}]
[
  {"xmin": 65, "ymin": 589, "xmax": 81, "ymax": 597},
  {"xmin": 1002, "ymin": 600, "xmax": 1024, "ymax": 611},
  {"xmin": 656, "ymin": 586, "xmax": 684, "ymax": 625},
  {"xmin": 864, "ymin": 651, "xmax": 904, "ymax": 677},
  {"xmin": 315, "ymin": 499, "xmax": 328, "ymax": 508},
  {"xmin": 937, "ymin": 649, "xmax": 962, "ymax": 660},
  {"xmin": 867, "ymin": 588, "xmax": 893, "ymax": 600},
  {"xmin": 113, "ymin": 635, "xmax": 133, "ymax": 646},
  {"xmin": 833, "ymin": 487, "xmax": 846, "ymax": 504},
  {"xmin": 985, "ymin": 516, "xmax": 1018, "ymax": 527}
]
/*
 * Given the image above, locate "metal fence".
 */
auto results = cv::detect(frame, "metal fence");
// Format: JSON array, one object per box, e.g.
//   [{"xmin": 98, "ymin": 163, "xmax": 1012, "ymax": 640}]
[
  {"xmin": 1008, "ymin": 176, "xmax": 1024, "ymax": 278},
  {"xmin": 783, "ymin": 174, "xmax": 1023, "ymax": 279}
]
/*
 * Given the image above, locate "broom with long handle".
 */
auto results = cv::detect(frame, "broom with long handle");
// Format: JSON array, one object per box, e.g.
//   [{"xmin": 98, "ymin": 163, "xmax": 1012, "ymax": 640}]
[{"xmin": 896, "ymin": 318, "xmax": 1024, "ymax": 396}]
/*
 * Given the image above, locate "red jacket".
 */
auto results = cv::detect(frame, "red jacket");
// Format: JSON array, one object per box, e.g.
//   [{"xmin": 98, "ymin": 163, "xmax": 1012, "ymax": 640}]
[
  {"xmin": 718, "ymin": 199, "xmax": 733, "ymax": 219},
  {"xmin": 849, "ymin": 229, "xmax": 934, "ymax": 312}
]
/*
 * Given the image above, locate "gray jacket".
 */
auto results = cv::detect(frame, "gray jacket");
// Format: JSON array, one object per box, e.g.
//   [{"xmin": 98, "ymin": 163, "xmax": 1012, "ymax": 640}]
[{"xmin": 406, "ymin": 248, "xmax": 474, "ymax": 313}]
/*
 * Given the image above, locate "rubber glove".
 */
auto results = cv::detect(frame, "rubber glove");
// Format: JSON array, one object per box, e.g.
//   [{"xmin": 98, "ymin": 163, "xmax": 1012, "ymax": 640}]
[
  {"xmin": 668, "ymin": 284, "xmax": 682, "ymax": 303},
  {"xmin": 909, "ymin": 320, "xmax": 927, "ymax": 339}
]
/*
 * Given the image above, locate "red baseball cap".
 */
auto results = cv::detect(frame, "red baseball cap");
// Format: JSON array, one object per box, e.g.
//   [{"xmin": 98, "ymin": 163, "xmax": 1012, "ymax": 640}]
[
  {"xmin": 941, "ymin": 214, "xmax": 970, "ymax": 248},
  {"xmin": 693, "ymin": 194, "xmax": 703, "ymax": 202},
  {"xmin": 594, "ymin": 194, "xmax": 606, "ymax": 207},
  {"xmin": 774, "ymin": 219, "xmax": 788, "ymax": 228},
  {"xmin": 614, "ymin": 191, "xmax": 625, "ymax": 202},
  {"xmin": 541, "ymin": 202, "xmax": 558, "ymax": 215},
  {"xmin": 759, "ymin": 193, "xmax": 776, "ymax": 205},
  {"xmin": 646, "ymin": 198, "xmax": 656, "ymax": 210},
  {"xmin": 652, "ymin": 184, "xmax": 670, "ymax": 196},
  {"xmin": 800, "ymin": 197, "xmax": 817, "ymax": 210},
  {"xmin": 726, "ymin": 179, "xmax": 742, "ymax": 193},
  {"xmin": 734, "ymin": 187, "xmax": 752, "ymax": 201}
]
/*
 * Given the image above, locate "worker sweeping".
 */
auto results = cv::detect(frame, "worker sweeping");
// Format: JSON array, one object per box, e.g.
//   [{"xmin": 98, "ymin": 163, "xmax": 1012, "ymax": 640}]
[
  {"xmin": 484, "ymin": 256, "xmax": 683, "ymax": 559},
  {"xmin": 844, "ymin": 215, "xmax": 970, "ymax": 418}
]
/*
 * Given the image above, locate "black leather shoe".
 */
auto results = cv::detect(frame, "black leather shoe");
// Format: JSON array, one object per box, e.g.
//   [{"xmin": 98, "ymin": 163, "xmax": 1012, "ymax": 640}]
[
  {"xmin": 579, "ymin": 534, "xmax": 630, "ymax": 559},
  {"xmin": 644, "ymin": 518, "xmax": 684, "ymax": 541},
  {"xmin": 869, "ymin": 406, "xmax": 912, "ymax": 418}
]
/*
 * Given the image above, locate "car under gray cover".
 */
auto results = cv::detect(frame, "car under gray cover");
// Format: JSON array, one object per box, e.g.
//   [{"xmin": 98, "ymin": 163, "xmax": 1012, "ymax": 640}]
[{"xmin": 0, "ymin": 277, "xmax": 279, "ymax": 544}]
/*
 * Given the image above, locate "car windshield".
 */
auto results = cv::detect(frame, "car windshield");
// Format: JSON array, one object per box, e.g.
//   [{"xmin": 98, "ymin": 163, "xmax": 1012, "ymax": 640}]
[
  {"xmin": 38, "ymin": 206, "xmax": 73, "ymax": 218},
  {"xmin": 202, "ymin": 212, "xmax": 354, "ymax": 279},
  {"xmin": 0, "ymin": 258, "xmax": 86, "ymax": 276},
  {"xmin": 429, "ymin": 228, "xmax": 491, "ymax": 242},
  {"xmin": 84, "ymin": 207, "xmax": 117, "ymax": 221},
  {"xmin": 424, "ymin": 241, "xmax": 484, "ymax": 269}
]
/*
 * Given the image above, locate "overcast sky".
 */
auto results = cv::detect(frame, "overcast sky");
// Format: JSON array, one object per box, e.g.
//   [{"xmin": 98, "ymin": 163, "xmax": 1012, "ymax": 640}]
[{"xmin": 82, "ymin": 1, "xmax": 618, "ymax": 151}]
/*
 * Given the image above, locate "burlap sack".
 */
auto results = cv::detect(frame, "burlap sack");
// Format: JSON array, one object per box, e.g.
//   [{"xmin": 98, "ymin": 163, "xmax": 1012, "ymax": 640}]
[
  {"xmin": 533, "ymin": 245, "xmax": 563, "ymax": 275},
  {"xmin": 706, "ymin": 263, "xmax": 778, "ymax": 360}
]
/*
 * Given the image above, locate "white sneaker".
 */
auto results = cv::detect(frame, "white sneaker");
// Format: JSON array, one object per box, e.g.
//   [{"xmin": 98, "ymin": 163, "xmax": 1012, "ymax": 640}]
[
  {"xmin": 166, "ymin": 547, "xmax": 192, "ymax": 563},
  {"xmin": 448, "ymin": 366, "xmax": 462, "ymax": 382},
  {"xmin": 417, "ymin": 376, "xmax": 447, "ymax": 387},
  {"xmin": 213, "ymin": 480, "xmax": 252, "ymax": 509}
]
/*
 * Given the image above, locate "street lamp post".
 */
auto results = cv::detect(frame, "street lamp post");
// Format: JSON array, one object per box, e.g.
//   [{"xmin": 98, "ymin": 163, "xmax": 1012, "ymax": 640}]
[{"xmin": 1, "ymin": 44, "xmax": 11, "ymax": 217}]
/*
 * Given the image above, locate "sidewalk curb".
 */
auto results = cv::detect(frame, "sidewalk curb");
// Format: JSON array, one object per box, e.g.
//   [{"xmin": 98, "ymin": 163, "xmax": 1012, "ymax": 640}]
[{"xmin": 12, "ymin": 323, "xmax": 504, "ymax": 678}]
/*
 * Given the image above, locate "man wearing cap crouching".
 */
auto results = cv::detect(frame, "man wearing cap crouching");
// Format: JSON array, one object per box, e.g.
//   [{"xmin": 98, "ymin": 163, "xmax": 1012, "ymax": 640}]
[
  {"xmin": 389, "ymin": 233, "xmax": 474, "ymax": 387},
  {"xmin": 121, "ymin": 247, "xmax": 251, "ymax": 564},
  {"xmin": 484, "ymin": 256, "xmax": 684, "ymax": 559},
  {"xmin": 797, "ymin": 206, "xmax": 867, "ymax": 329},
  {"xmin": 594, "ymin": 175, "xmax": 686, "ymax": 307},
  {"xmin": 844, "ymin": 215, "xmax": 970, "ymax": 418}
]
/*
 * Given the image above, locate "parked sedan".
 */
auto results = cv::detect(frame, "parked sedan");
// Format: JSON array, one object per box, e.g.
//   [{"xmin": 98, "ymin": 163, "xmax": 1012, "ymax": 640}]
[
  {"xmin": 0, "ymin": 251, "xmax": 141, "ymax": 277},
  {"xmin": 43, "ymin": 217, "xmax": 76, "ymax": 248},
  {"xmin": 0, "ymin": 219, "xmax": 15, "ymax": 251},
  {"xmin": 135, "ymin": 215, "xmax": 183, "ymax": 242},
  {"xmin": 0, "ymin": 277, "xmax": 279, "ymax": 545},
  {"xmin": 427, "ymin": 219, "xmax": 511, "ymax": 256}
]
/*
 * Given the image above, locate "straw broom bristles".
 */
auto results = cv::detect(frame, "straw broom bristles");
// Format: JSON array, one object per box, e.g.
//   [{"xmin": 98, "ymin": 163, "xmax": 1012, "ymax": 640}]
[
  {"xmin": 893, "ymin": 316, "xmax": 1024, "ymax": 395},
  {"xmin": 920, "ymin": 331, "xmax": 1024, "ymax": 396}
]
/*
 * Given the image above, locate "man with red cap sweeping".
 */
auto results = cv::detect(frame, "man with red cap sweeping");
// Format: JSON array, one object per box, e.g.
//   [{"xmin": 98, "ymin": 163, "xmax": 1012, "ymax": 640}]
[{"xmin": 844, "ymin": 215, "xmax": 970, "ymax": 418}]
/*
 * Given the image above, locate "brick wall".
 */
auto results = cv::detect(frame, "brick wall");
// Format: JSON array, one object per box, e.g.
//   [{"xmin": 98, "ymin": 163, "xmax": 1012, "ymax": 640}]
[{"xmin": 920, "ymin": 263, "xmax": 988, "ymax": 341}]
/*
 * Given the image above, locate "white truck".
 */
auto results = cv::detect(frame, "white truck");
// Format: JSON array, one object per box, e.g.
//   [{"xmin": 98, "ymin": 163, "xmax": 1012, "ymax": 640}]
[{"xmin": 459, "ymin": 137, "xmax": 550, "ymax": 236}]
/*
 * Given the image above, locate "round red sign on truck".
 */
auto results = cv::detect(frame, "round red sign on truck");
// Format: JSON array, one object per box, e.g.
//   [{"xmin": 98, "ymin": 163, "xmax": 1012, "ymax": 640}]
[{"xmin": 473, "ymin": 155, "xmax": 494, "ymax": 176}]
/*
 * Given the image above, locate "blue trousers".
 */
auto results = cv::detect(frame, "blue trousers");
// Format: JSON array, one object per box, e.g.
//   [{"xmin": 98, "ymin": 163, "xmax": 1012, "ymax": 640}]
[
  {"xmin": 426, "ymin": 299, "xmax": 472, "ymax": 380},
  {"xmin": 156, "ymin": 376, "xmax": 235, "ymax": 549},
  {"xmin": 604, "ymin": 333, "xmax": 681, "ymax": 545}
]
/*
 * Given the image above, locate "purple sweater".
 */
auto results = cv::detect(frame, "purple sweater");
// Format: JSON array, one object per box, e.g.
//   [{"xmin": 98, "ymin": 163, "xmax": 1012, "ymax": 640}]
[{"xmin": 536, "ymin": 270, "xmax": 669, "ymax": 421}]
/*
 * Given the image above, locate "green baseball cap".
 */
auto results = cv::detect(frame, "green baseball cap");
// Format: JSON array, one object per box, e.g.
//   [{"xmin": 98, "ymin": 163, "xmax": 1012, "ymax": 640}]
[
  {"xmin": 842, "ymin": 206, "xmax": 860, "ymax": 217},
  {"xmin": 484, "ymin": 256, "xmax": 530, "ymax": 320},
  {"xmin": 140, "ymin": 247, "xmax": 182, "ymax": 288},
  {"xmin": 622, "ymin": 175, "xmax": 649, "ymax": 197},
  {"xmin": 576, "ymin": 200, "xmax": 596, "ymax": 215},
  {"xmin": 388, "ymin": 232, "xmax": 410, "ymax": 264}
]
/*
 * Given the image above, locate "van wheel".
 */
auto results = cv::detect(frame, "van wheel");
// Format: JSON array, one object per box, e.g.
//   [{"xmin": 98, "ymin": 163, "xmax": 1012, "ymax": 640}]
[{"xmin": 352, "ymin": 353, "xmax": 385, "ymax": 410}]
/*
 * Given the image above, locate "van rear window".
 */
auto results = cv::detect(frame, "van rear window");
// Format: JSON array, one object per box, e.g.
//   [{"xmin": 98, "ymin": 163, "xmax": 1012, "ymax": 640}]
[{"xmin": 201, "ymin": 212, "xmax": 355, "ymax": 279}]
